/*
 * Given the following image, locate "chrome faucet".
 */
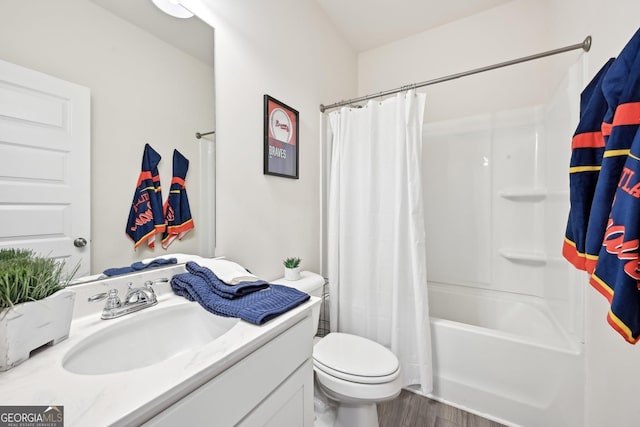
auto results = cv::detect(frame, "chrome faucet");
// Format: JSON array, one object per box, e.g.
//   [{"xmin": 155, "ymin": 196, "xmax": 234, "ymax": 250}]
[{"xmin": 89, "ymin": 278, "xmax": 168, "ymax": 320}]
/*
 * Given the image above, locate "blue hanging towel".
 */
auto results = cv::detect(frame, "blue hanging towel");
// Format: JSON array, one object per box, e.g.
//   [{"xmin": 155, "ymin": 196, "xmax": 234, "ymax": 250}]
[
  {"xmin": 126, "ymin": 144, "xmax": 165, "ymax": 249},
  {"xmin": 170, "ymin": 273, "xmax": 310, "ymax": 325},
  {"xmin": 584, "ymin": 28, "xmax": 640, "ymax": 275},
  {"xmin": 591, "ymin": 129, "xmax": 640, "ymax": 343},
  {"xmin": 588, "ymin": 30, "xmax": 640, "ymax": 344},
  {"xmin": 162, "ymin": 150, "xmax": 195, "ymax": 249},
  {"xmin": 563, "ymin": 59, "xmax": 614, "ymax": 271},
  {"xmin": 564, "ymin": 27, "xmax": 640, "ymax": 344}
]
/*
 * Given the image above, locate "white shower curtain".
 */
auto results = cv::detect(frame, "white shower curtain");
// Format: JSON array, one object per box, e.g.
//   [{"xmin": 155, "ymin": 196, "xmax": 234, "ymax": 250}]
[{"xmin": 327, "ymin": 89, "xmax": 432, "ymax": 394}]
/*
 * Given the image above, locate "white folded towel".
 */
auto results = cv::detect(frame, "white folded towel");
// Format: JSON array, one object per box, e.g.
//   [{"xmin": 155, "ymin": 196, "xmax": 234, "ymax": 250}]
[{"xmin": 191, "ymin": 257, "xmax": 260, "ymax": 285}]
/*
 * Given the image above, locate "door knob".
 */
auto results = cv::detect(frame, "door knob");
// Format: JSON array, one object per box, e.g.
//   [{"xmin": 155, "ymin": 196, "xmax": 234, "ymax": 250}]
[{"xmin": 74, "ymin": 237, "xmax": 87, "ymax": 248}]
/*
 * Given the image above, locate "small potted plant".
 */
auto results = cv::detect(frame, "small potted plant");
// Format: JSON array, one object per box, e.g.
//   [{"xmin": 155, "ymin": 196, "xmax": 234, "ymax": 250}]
[
  {"xmin": 0, "ymin": 248, "xmax": 78, "ymax": 371},
  {"xmin": 283, "ymin": 257, "xmax": 301, "ymax": 281}
]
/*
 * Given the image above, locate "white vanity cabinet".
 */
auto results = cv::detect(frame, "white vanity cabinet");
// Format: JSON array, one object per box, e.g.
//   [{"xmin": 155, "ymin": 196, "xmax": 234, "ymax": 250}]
[
  {"xmin": 0, "ymin": 267, "xmax": 320, "ymax": 427},
  {"xmin": 143, "ymin": 315, "xmax": 315, "ymax": 427}
]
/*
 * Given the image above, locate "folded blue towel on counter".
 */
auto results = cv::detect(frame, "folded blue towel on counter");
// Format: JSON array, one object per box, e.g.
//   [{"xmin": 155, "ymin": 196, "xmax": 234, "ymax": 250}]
[
  {"xmin": 132, "ymin": 257, "xmax": 178, "ymax": 271},
  {"xmin": 170, "ymin": 272, "xmax": 310, "ymax": 325},
  {"xmin": 103, "ymin": 257, "xmax": 178, "ymax": 277},
  {"xmin": 185, "ymin": 261, "xmax": 269, "ymax": 299},
  {"xmin": 102, "ymin": 265, "xmax": 136, "ymax": 277}
]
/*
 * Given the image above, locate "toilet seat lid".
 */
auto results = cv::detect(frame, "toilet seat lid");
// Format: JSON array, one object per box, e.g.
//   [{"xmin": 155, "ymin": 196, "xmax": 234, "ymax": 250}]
[{"xmin": 313, "ymin": 333, "xmax": 399, "ymax": 382}]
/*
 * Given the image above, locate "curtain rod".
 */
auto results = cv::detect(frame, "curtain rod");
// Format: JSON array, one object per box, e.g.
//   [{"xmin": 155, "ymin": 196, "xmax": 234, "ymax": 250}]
[
  {"xmin": 195, "ymin": 130, "xmax": 215, "ymax": 139},
  {"xmin": 319, "ymin": 36, "xmax": 592, "ymax": 113}
]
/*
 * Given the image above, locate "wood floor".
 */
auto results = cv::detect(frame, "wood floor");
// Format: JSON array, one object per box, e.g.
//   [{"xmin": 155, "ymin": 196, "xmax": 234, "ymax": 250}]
[{"xmin": 378, "ymin": 390, "xmax": 506, "ymax": 427}]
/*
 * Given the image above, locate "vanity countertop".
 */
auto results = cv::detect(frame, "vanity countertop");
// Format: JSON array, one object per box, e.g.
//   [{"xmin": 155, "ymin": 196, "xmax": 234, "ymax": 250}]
[{"xmin": 0, "ymin": 268, "xmax": 320, "ymax": 427}]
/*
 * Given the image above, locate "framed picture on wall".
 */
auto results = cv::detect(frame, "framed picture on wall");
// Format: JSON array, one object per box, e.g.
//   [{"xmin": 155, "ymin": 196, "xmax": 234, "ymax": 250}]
[{"xmin": 264, "ymin": 95, "xmax": 299, "ymax": 179}]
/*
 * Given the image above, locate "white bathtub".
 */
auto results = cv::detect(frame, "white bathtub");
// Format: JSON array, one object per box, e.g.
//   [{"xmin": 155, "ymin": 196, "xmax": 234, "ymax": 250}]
[{"xmin": 425, "ymin": 282, "xmax": 584, "ymax": 427}]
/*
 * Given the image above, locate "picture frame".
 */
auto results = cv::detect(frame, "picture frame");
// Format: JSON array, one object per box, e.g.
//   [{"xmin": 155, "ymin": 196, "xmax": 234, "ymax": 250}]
[{"xmin": 264, "ymin": 95, "xmax": 299, "ymax": 179}]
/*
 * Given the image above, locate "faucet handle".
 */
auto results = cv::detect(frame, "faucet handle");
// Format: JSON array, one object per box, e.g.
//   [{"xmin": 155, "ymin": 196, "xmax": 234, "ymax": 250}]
[
  {"xmin": 89, "ymin": 289, "xmax": 121, "ymax": 310},
  {"xmin": 105, "ymin": 289, "xmax": 122, "ymax": 309},
  {"xmin": 144, "ymin": 278, "xmax": 168, "ymax": 298},
  {"xmin": 88, "ymin": 292, "xmax": 108, "ymax": 303},
  {"xmin": 144, "ymin": 277, "xmax": 169, "ymax": 288}
]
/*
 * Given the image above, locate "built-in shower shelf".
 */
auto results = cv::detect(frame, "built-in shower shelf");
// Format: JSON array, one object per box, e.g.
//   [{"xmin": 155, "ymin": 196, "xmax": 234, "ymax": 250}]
[
  {"xmin": 498, "ymin": 249, "xmax": 547, "ymax": 265},
  {"xmin": 499, "ymin": 188, "xmax": 547, "ymax": 202}
]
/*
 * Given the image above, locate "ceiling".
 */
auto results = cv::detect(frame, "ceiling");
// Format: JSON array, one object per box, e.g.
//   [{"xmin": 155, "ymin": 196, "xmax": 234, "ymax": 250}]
[
  {"xmin": 314, "ymin": 0, "xmax": 513, "ymax": 52},
  {"xmin": 89, "ymin": 0, "xmax": 214, "ymax": 65},
  {"xmin": 89, "ymin": 0, "xmax": 512, "ymax": 62}
]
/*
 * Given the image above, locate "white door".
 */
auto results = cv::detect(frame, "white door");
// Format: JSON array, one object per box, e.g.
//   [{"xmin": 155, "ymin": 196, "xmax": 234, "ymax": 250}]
[{"xmin": 0, "ymin": 59, "xmax": 90, "ymax": 278}]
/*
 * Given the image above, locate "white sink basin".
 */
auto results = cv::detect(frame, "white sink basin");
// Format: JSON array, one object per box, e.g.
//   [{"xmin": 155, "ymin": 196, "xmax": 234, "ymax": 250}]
[{"xmin": 62, "ymin": 303, "xmax": 240, "ymax": 375}]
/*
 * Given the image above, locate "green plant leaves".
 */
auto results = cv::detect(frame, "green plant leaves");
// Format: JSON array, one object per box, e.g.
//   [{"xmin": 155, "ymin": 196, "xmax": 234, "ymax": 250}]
[
  {"xmin": 0, "ymin": 249, "xmax": 78, "ymax": 310},
  {"xmin": 283, "ymin": 257, "xmax": 301, "ymax": 268}
]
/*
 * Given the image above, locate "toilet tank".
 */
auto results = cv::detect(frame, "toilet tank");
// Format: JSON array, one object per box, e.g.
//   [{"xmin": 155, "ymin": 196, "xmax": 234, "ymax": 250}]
[{"xmin": 271, "ymin": 271, "xmax": 325, "ymax": 335}]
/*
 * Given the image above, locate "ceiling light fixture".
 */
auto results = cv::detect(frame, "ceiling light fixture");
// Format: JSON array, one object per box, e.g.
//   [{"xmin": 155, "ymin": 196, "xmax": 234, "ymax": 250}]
[{"xmin": 151, "ymin": 0, "xmax": 194, "ymax": 19}]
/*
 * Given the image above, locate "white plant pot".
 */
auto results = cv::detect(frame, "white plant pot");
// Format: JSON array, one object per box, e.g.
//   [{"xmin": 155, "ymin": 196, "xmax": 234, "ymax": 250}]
[
  {"xmin": 0, "ymin": 289, "xmax": 75, "ymax": 371},
  {"xmin": 284, "ymin": 267, "xmax": 301, "ymax": 281}
]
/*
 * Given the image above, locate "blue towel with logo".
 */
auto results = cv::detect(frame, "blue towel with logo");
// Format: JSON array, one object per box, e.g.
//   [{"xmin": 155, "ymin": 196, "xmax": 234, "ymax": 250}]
[
  {"xmin": 170, "ymin": 273, "xmax": 310, "ymax": 325},
  {"xmin": 126, "ymin": 144, "xmax": 165, "ymax": 249},
  {"xmin": 584, "ymin": 28, "xmax": 640, "ymax": 275},
  {"xmin": 185, "ymin": 261, "xmax": 269, "ymax": 299},
  {"xmin": 162, "ymin": 150, "xmax": 195, "ymax": 249}
]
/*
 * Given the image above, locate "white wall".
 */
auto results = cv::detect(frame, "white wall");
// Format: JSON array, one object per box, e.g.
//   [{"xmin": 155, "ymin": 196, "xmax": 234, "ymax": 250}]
[
  {"xmin": 357, "ymin": 0, "xmax": 640, "ymax": 425},
  {"xmin": 184, "ymin": 0, "xmax": 357, "ymax": 279},
  {"xmin": 0, "ymin": 0, "xmax": 356, "ymax": 281},
  {"xmin": 0, "ymin": 0, "xmax": 214, "ymax": 274},
  {"xmin": 358, "ymin": 0, "xmax": 558, "ymax": 123}
]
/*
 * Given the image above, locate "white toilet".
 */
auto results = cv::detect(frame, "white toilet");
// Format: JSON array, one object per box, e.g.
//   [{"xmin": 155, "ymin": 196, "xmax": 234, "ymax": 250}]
[{"xmin": 274, "ymin": 272, "xmax": 402, "ymax": 427}]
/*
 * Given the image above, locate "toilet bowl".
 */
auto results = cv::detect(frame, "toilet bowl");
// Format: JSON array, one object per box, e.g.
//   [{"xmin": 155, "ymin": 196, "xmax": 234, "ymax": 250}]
[
  {"xmin": 273, "ymin": 273, "xmax": 402, "ymax": 427},
  {"xmin": 313, "ymin": 332, "xmax": 402, "ymax": 427}
]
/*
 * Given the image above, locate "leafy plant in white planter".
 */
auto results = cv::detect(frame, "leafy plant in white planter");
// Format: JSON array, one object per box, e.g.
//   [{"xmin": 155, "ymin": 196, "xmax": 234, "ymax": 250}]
[
  {"xmin": 283, "ymin": 257, "xmax": 302, "ymax": 281},
  {"xmin": 0, "ymin": 249, "xmax": 78, "ymax": 371}
]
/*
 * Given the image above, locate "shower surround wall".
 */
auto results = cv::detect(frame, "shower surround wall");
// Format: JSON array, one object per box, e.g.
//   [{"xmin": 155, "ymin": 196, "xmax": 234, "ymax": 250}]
[{"xmin": 421, "ymin": 60, "xmax": 585, "ymax": 426}]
